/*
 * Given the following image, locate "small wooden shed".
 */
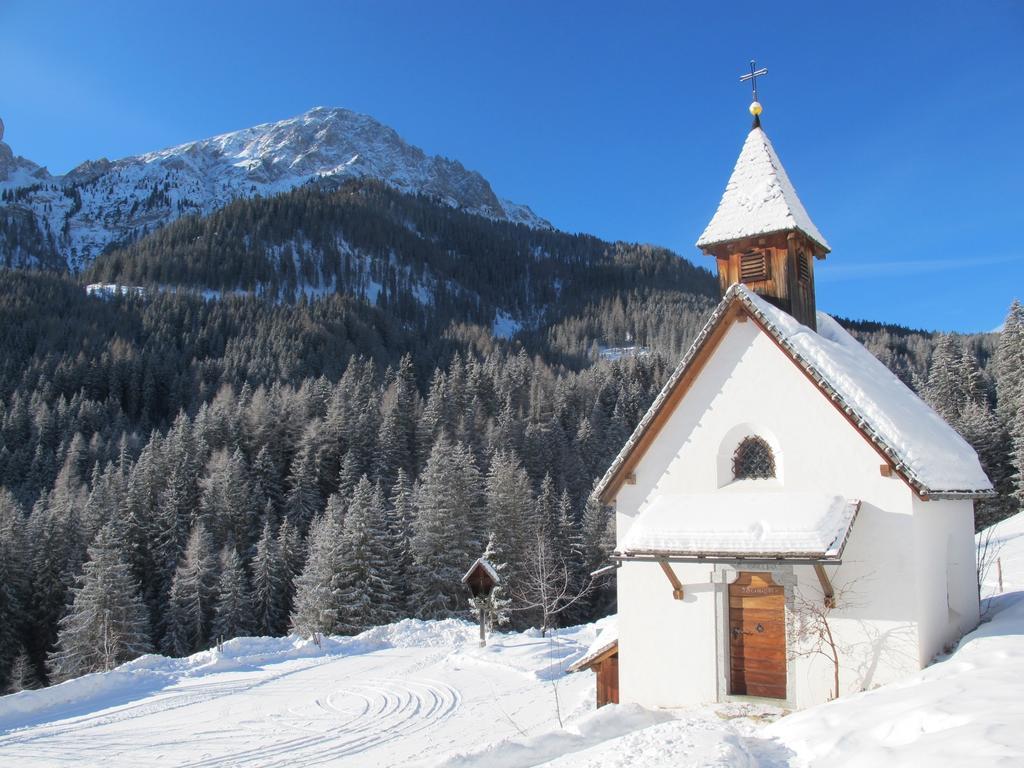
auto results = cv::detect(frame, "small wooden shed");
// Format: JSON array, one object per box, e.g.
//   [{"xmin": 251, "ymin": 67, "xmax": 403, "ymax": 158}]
[{"xmin": 568, "ymin": 622, "xmax": 619, "ymax": 707}]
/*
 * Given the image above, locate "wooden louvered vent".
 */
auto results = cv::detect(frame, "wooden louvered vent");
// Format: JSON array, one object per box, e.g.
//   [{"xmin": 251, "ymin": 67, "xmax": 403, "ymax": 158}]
[
  {"xmin": 740, "ymin": 250, "xmax": 769, "ymax": 282},
  {"xmin": 797, "ymin": 252, "xmax": 811, "ymax": 284}
]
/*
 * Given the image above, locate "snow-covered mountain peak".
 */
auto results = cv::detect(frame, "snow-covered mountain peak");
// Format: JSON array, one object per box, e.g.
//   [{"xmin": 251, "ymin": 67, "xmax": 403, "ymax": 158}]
[{"xmin": 0, "ymin": 107, "xmax": 549, "ymax": 269}]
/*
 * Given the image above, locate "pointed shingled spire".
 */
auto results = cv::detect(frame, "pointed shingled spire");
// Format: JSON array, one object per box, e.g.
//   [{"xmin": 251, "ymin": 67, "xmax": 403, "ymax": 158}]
[{"xmin": 696, "ymin": 126, "xmax": 829, "ymax": 253}]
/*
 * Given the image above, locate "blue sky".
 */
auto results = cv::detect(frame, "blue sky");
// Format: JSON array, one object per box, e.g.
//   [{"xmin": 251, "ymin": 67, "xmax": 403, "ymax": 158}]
[{"xmin": 2, "ymin": 1, "xmax": 1021, "ymax": 331}]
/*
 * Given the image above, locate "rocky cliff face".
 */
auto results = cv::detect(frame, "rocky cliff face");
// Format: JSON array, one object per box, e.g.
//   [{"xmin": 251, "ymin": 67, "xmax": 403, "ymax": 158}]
[{"xmin": 0, "ymin": 107, "xmax": 548, "ymax": 269}]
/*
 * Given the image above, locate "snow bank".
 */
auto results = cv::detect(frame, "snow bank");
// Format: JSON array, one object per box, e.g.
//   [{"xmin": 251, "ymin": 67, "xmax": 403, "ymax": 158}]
[{"xmin": 436, "ymin": 703, "xmax": 675, "ymax": 768}]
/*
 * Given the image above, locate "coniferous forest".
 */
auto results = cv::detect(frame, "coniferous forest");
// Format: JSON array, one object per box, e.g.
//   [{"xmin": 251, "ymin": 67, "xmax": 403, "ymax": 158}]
[{"xmin": 1, "ymin": 180, "xmax": 1022, "ymax": 693}]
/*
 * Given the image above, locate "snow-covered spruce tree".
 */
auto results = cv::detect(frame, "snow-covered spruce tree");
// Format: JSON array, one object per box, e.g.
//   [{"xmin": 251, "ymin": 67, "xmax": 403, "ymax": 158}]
[
  {"xmin": 0, "ymin": 490, "xmax": 27, "ymax": 687},
  {"xmin": 285, "ymin": 442, "xmax": 322, "ymax": 536},
  {"xmin": 211, "ymin": 546, "xmax": 253, "ymax": 645},
  {"xmin": 47, "ymin": 522, "xmax": 151, "ymax": 682},
  {"xmin": 252, "ymin": 445, "xmax": 284, "ymax": 524},
  {"xmin": 376, "ymin": 354, "xmax": 420, "ymax": 491},
  {"xmin": 483, "ymin": 450, "xmax": 536, "ymax": 600},
  {"xmin": 161, "ymin": 523, "xmax": 219, "ymax": 657},
  {"xmin": 6, "ymin": 647, "xmax": 39, "ymax": 693},
  {"xmin": 334, "ymin": 477, "xmax": 401, "ymax": 633},
  {"xmin": 995, "ymin": 300, "xmax": 1024, "ymax": 426},
  {"xmin": 410, "ymin": 436, "xmax": 485, "ymax": 620},
  {"xmin": 1012, "ymin": 403, "xmax": 1024, "ymax": 508},
  {"xmin": 277, "ymin": 517, "xmax": 306, "ymax": 622},
  {"xmin": 28, "ymin": 496, "xmax": 86, "ymax": 683},
  {"xmin": 386, "ymin": 469, "xmax": 417, "ymax": 612},
  {"xmin": 199, "ymin": 447, "xmax": 256, "ymax": 554},
  {"xmin": 580, "ymin": 493, "xmax": 616, "ymax": 619},
  {"xmin": 555, "ymin": 489, "xmax": 589, "ymax": 626},
  {"xmin": 923, "ymin": 334, "xmax": 968, "ymax": 422},
  {"xmin": 251, "ymin": 521, "xmax": 288, "ymax": 636},
  {"xmin": 958, "ymin": 400, "xmax": 1014, "ymax": 528},
  {"xmin": 289, "ymin": 506, "xmax": 344, "ymax": 638},
  {"xmin": 81, "ymin": 460, "xmax": 127, "ymax": 541}
]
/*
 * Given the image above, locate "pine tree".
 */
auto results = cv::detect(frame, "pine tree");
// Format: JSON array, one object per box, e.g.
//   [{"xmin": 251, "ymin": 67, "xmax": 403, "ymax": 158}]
[
  {"xmin": 6, "ymin": 647, "xmax": 39, "ymax": 693},
  {"xmin": 0, "ymin": 490, "xmax": 26, "ymax": 686},
  {"xmin": 580, "ymin": 494, "xmax": 615, "ymax": 619},
  {"xmin": 335, "ymin": 477, "xmax": 401, "ymax": 633},
  {"xmin": 285, "ymin": 442, "xmax": 322, "ymax": 535},
  {"xmin": 251, "ymin": 445, "xmax": 284, "ymax": 523},
  {"xmin": 924, "ymin": 334, "xmax": 967, "ymax": 422},
  {"xmin": 251, "ymin": 521, "xmax": 287, "ymax": 636},
  {"xmin": 277, "ymin": 517, "xmax": 305, "ymax": 622},
  {"xmin": 211, "ymin": 546, "xmax": 253, "ymax": 644},
  {"xmin": 47, "ymin": 522, "xmax": 151, "ymax": 682},
  {"xmin": 161, "ymin": 524, "xmax": 219, "ymax": 657},
  {"xmin": 409, "ymin": 437, "xmax": 484, "ymax": 619},
  {"xmin": 200, "ymin": 447, "xmax": 256, "ymax": 553},
  {"xmin": 289, "ymin": 508, "xmax": 344, "ymax": 638},
  {"xmin": 995, "ymin": 300, "xmax": 1024, "ymax": 425},
  {"xmin": 376, "ymin": 354, "xmax": 419, "ymax": 489},
  {"xmin": 387, "ymin": 469, "xmax": 416, "ymax": 611},
  {"xmin": 483, "ymin": 450, "xmax": 535, "ymax": 597},
  {"xmin": 1012, "ymin": 403, "xmax": 1024, "ymax": 507}
]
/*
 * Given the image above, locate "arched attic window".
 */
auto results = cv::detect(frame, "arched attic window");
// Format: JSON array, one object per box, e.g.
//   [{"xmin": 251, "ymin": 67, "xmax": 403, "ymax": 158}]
[{"xmin": 732, "ymin": 436, "xmax": 776, "ymax": 480}]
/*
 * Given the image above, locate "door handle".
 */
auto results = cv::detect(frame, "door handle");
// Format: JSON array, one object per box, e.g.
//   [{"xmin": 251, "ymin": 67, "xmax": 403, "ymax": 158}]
[{"xmin": 731, "ymin": 627, "xmax": 753, "ymax": 638}]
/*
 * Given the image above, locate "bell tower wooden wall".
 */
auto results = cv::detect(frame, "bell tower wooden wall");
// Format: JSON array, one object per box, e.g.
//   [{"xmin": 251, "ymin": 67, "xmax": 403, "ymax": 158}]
[{"xmin": 704, "ymin": 229, "xmax": 823, "ymax": 330}]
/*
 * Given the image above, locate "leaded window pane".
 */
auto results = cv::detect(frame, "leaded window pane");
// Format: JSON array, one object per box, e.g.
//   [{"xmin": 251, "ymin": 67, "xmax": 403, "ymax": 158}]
[{"xmin": 732, "ymin": 436, "xmax": 775, "ymax": 480}]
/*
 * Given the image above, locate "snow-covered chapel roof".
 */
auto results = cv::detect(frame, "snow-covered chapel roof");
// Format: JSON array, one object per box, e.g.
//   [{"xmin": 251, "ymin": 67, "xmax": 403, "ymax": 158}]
[
  {"xmin": 696, "ymin": 127, "xmax": 830, "ymax": 252},
  {"xmin": 618, "ymin": 493, "xmax": 860, "ymax": 560},
  {"xmin": 595, "ymin": 284, "xmax": 994, "ymax": 503}
]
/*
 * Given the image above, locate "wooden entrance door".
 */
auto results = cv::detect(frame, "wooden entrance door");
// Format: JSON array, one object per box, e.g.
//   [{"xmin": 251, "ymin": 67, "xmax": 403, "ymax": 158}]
[{"xmin": 728, "ymin": 572, "xmax": 786, "ymax": 699}]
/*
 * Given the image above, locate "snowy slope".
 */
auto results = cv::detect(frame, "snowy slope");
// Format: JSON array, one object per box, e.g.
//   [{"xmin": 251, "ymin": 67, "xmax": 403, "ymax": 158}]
[
  {"xmin": 4, "ymin": 517, "xmax": 1022, "ymax": 767},
  {"xmin": 0, "ymin": 107, "xmax": 549, "ymax": 270},
  {"xmin": 0, "ymin": 619, "xmax": 603, "ymax": 767}
]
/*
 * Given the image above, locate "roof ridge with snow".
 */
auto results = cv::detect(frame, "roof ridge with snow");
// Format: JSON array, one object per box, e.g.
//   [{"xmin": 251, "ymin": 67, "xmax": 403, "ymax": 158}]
[
  {"xmin": 594, "ymin": 285, "xmax": 993, "ymax": 502},
  {"xmin": 696, "ymin": 127, "xmax": 830, "ymax": 252}
]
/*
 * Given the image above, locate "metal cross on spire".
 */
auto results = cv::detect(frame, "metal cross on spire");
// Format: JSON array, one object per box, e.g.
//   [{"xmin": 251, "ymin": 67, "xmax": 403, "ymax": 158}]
[
  {"xmin": 740, "ymin": 60, "xmax": 768, "ymax": 101},
  {"xmin": 739, "ymin": 60, "xmax": 767, "ymax": 125}
]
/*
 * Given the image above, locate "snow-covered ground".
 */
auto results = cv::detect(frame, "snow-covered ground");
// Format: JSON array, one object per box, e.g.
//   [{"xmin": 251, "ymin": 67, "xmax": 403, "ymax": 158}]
[
  {"xmin": 3, "ymin": 513, "xmax": 1023, "ymax": 767},
  {"xmin": 0, "ymin": 620, "xmax": 600, "ymax": 767}
]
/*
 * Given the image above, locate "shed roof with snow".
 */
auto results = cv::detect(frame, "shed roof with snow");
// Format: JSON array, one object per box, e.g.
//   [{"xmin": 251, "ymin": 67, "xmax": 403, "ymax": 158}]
[{"xmin": 618, "ymin": 493, "xmax": 860, "ymax": 561}]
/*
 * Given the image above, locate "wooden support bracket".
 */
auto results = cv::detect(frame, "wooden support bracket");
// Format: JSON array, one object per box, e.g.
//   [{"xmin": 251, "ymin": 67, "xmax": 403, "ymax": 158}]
[
  {"xmin": 658, "ymin": 558, "xmax": 685, "ymax": 600},
  {"xmin": 814, "ymin": 564, "xmax": 835, "ymax": 609},
  {"xmin": 625, "ymin": 471, "xmax": 637, "ymax": 485}
]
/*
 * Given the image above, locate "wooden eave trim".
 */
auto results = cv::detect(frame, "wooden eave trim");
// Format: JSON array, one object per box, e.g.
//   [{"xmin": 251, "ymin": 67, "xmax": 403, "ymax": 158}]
[
  {"xmin": 597, "ymin": 302, "xmax": 744, "ymax": 503},
  {"xmin": 569, "ymin": 641, "xmax": 619, "ymax": 672},
  {"xmin": 697, "ymin": 227, "xmax": 831, "ymax": 257}
]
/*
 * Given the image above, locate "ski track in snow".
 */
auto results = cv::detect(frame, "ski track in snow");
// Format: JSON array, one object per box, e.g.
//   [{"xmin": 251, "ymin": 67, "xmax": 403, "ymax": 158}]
[{"xmin": 0, "ymin": 635, "xmax": 594, "ymax": 768}]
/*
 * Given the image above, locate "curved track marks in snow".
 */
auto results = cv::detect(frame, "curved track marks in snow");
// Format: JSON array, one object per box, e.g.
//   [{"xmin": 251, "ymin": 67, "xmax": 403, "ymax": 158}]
[
  {"xmin": 191, "ymin": 677, "xmax": 461, "ymax": 768},
  {"xmin": 0, "ymin": 632, "xmax": 596, "ymax": 767}
]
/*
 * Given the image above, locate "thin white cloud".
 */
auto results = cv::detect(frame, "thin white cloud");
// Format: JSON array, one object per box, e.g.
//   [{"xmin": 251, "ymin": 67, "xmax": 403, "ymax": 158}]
[{"xmin": 817, "ymin": 253, "xmax": 1023, "ymax": 283}]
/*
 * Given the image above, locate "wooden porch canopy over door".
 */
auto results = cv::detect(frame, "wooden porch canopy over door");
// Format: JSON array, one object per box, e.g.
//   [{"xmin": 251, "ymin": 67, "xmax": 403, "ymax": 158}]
[{"xmin": 729, "ymin": 572, "xmax": 786, "ymax": 699}]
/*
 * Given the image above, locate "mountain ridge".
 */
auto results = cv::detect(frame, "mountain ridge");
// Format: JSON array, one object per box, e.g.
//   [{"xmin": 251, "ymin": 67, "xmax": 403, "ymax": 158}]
[{"xmin": 0, "ymin": 107, "xmax": 549, "ymax": 270}]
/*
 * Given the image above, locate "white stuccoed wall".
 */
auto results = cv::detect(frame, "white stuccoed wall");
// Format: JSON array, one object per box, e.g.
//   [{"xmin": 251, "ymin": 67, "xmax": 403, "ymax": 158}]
[{"xmin": 614, "ymin": 318, "xmax": 978, "ymax": 709}]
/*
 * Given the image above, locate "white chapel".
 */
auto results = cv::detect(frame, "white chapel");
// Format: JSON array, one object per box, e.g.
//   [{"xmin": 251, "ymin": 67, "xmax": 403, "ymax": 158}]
[{"xmin": 571, "ymin": 93, "xmax": 994, "ymax": 710}]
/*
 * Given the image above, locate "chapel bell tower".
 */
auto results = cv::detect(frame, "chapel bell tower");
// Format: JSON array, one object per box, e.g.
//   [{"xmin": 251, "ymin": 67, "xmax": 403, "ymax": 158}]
[{"xmin": 695, "ymin": 62, "xmax": 830, "ymax": 330}]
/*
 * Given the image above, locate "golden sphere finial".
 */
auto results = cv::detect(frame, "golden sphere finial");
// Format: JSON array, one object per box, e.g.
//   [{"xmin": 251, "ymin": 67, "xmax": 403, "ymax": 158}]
[{"xmin": 749, "ymin": 101, "xmax": 763, "ymax": 117}]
